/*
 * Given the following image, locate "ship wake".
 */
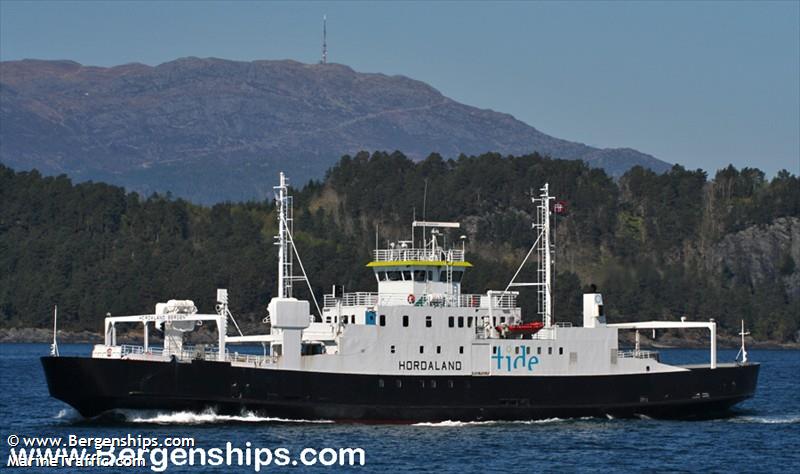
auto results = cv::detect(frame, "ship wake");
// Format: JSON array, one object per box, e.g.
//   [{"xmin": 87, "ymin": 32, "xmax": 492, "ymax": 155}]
[
  {"xmin": 412, "ymin": 417, "xmax": 595, "ymax": 427},
  {"xmin": 109, "ymin": 408, "xmax": 334, "ymax": 425},
  {"xmin": 729, "ymin": 415, "xmax": 800, "ymax": 424}
]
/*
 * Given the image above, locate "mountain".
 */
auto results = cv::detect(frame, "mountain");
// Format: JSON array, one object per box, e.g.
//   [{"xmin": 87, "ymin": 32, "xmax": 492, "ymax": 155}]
[{"xmin": 0, "ymin": 57, "xmax": 671, "ymax": 203}]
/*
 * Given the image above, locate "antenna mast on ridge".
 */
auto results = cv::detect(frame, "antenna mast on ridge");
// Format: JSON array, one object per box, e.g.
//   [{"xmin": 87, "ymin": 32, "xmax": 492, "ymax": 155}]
[{"xmin": 321, "ymin": 14, "xmax": 328, "ymax": 64}]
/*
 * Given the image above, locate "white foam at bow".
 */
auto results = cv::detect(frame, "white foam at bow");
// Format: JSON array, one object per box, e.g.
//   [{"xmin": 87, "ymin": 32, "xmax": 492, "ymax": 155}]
[{"xmin": 118, "ymin": 409, "xmax": 333, "ymax": 425}]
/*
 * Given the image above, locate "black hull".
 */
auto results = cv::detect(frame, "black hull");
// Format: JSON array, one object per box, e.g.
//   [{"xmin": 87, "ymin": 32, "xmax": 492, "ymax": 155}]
[{"xmin": 41, "ymin": 356, "xmax": 759, "ymax": 422}]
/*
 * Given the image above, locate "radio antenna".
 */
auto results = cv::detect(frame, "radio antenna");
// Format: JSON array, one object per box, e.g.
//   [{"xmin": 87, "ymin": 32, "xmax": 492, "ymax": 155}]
[{"xmin": 321, "ymin": 14, "xmax": 328, "ymax": 64}]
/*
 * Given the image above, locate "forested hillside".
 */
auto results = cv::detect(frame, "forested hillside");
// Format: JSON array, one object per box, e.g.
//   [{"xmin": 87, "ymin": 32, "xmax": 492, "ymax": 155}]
[{"xmin": 1, "ymin": 152, "xmax": 797, "ymax": 342}]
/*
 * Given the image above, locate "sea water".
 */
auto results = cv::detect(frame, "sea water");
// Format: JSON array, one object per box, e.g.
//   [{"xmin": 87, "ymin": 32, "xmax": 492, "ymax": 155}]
[{"xmin": 1, "ymin": 344, "xmax": 798, "ymax": 472}]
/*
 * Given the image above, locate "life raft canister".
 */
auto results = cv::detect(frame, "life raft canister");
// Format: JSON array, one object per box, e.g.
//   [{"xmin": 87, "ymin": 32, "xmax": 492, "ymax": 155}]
[{"xmin": 407, "ymin": 294, "xmax": 416, "ymax": 304}]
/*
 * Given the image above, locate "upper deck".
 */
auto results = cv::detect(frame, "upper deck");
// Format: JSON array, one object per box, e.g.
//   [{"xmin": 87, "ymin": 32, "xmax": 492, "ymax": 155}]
[{"xmin": 368, "ymin": 248, "xmax": 471, "ymax": 267}]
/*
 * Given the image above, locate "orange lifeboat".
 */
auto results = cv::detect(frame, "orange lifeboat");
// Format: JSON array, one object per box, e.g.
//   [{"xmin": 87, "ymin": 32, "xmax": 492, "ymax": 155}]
[{"xmin": 496, "ymin": 321, "xmax": 545, "ymax": 336}]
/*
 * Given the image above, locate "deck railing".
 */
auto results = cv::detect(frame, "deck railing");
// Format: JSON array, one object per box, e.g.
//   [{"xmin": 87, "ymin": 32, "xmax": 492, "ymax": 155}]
[
  {"xmin": 323, "ymin": 292, "xmax": 518, "ymax": 309},
  {"xmin": 372, "ymin": 248, "xmax": 465, "ymax": 263},
  {"xmin": 617, "ymin": 350, "xmax": 659, "ymax": 360},
  {"xmin": 119, "ymin": 344, "xmax": 276, "ymax": 366}
]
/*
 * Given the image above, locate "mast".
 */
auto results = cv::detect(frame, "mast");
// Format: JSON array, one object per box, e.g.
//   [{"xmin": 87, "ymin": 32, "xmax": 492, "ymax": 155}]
[
  {"xmin": 537, "ymin": 184, "xmax": 555, "ymax": 328},
  {"xmin": 274, "ymin": 172, "xmax": 293, "ymax": 298},
  {"xmin": 503, "ymin": 183, "xmax": 555, "ymax": 327},
  {"xmin": 50, "ymin": 305, "xmax": 59, "ymax": 357},
  {"xmin": 321, "ymin": 15, "xmax": 328, "ymax": 65}
]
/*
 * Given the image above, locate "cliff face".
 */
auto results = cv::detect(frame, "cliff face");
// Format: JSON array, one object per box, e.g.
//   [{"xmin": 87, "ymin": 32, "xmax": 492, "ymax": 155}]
[
  {"xmin": 706, "ymin": 217, "xmax": 800, "ymax": 299},
  {"xmin": 0, "ymin": 57, "xmax": 670, "ymax": 203}
]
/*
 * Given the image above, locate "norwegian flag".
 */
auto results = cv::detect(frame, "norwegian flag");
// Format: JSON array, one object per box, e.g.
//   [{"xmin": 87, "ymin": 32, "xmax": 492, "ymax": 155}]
[{"xmin": 553, "ymin": 200, "xmax": 568, "ymax": 215}]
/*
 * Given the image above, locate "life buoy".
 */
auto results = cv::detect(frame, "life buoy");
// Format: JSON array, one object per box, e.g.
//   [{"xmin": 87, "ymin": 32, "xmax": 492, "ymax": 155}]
[
  {"xmin": 407, "ymin": 294, "xmax": 416, "ymax": 304},
  {"xmin": 106, "ymin": 347, "xmax": 112, "ymax": 357}
]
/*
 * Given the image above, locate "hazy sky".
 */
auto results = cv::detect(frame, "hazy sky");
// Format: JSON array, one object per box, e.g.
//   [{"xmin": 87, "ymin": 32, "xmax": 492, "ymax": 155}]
[{"xmin": 1, "ymin": 0, "xmax": 798, "ymax": 176}]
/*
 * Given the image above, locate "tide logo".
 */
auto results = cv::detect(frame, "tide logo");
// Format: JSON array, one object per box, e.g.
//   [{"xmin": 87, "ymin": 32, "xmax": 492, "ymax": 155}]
[{"xmin": 491, "ymin": 346, "xmax": 539, "ymax": 372}]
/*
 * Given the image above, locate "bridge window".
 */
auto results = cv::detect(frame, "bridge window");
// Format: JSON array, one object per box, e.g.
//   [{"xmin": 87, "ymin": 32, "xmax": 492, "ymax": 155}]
[
  {"xmin": 448, "ymin": 316, "xmax": 455, "ymax": 328},
  {"xmin": 379, "ymin": 314, "xmax": 386, "ymax": 326},
  {"xmin": 428, "ymin": 271, "xmax": 433, "ymax": 280},
  {"xmin": 419, "ymin": 346, "xmax": 424, "ymax": 354},
  {"xmin": 426, "ymin": 316, "xmax": 432, "ymax": 328},
  {"xmin": 458, "ymin": 317, "xmax": 464, "ymax": 328},
  {"xmin": 402, "ymin": 271, "xmax": 412, "ymax": 281},
  {"xmin": 403, "ymin": 315, "xmax": 409, "ymax": 327},
  {"xmin": 452, "ymin": 271, "xmax": 464, "ymax": 283},
  {"xmin": 414, "ymin": 270, "xmax": 426, "ymax": 282},
  {"xmin": 377, "ymin": 271, "xmax": 386, "ymax": 281},
  {"xmin": 387, "ymin": 271, "xmax": 401, "ymax": 281}
]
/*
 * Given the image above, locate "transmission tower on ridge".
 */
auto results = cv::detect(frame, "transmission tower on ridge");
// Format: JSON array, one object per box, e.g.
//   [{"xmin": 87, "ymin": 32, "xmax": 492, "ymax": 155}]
[{"xmin": 321, "ymin": 14, "xmax": 328, "ymax": 64}]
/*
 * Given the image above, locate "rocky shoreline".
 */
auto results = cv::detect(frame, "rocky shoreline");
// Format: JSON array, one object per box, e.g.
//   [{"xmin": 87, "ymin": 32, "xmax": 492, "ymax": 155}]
[{"xmin": 2, "ymin": 326, "xmax": 798, "ymax": 349}]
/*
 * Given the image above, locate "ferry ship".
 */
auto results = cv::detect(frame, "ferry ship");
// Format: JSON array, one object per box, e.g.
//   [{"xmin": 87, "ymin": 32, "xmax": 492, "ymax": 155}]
[{"xmin": 42, "ymin": 173, "xmax": 759, "ymax": 421}]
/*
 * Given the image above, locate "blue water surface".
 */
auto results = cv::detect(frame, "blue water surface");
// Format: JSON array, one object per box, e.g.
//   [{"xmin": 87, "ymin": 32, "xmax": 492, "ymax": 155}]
[{"xmin": 1, "ymin": 344, "xmax": 798, "ymax": 473}]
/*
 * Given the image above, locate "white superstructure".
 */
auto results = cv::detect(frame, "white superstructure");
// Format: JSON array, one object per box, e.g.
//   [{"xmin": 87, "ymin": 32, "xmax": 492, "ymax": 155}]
[{"xmin": 91, "ymin": 174, "xmax": 722, "ymax": 379}]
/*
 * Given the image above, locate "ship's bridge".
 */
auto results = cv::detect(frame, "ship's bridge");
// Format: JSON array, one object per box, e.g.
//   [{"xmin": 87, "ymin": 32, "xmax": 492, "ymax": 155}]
[{"xmin": 363, "ymin": 221, "xmax": 475, "ymax": 307}]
